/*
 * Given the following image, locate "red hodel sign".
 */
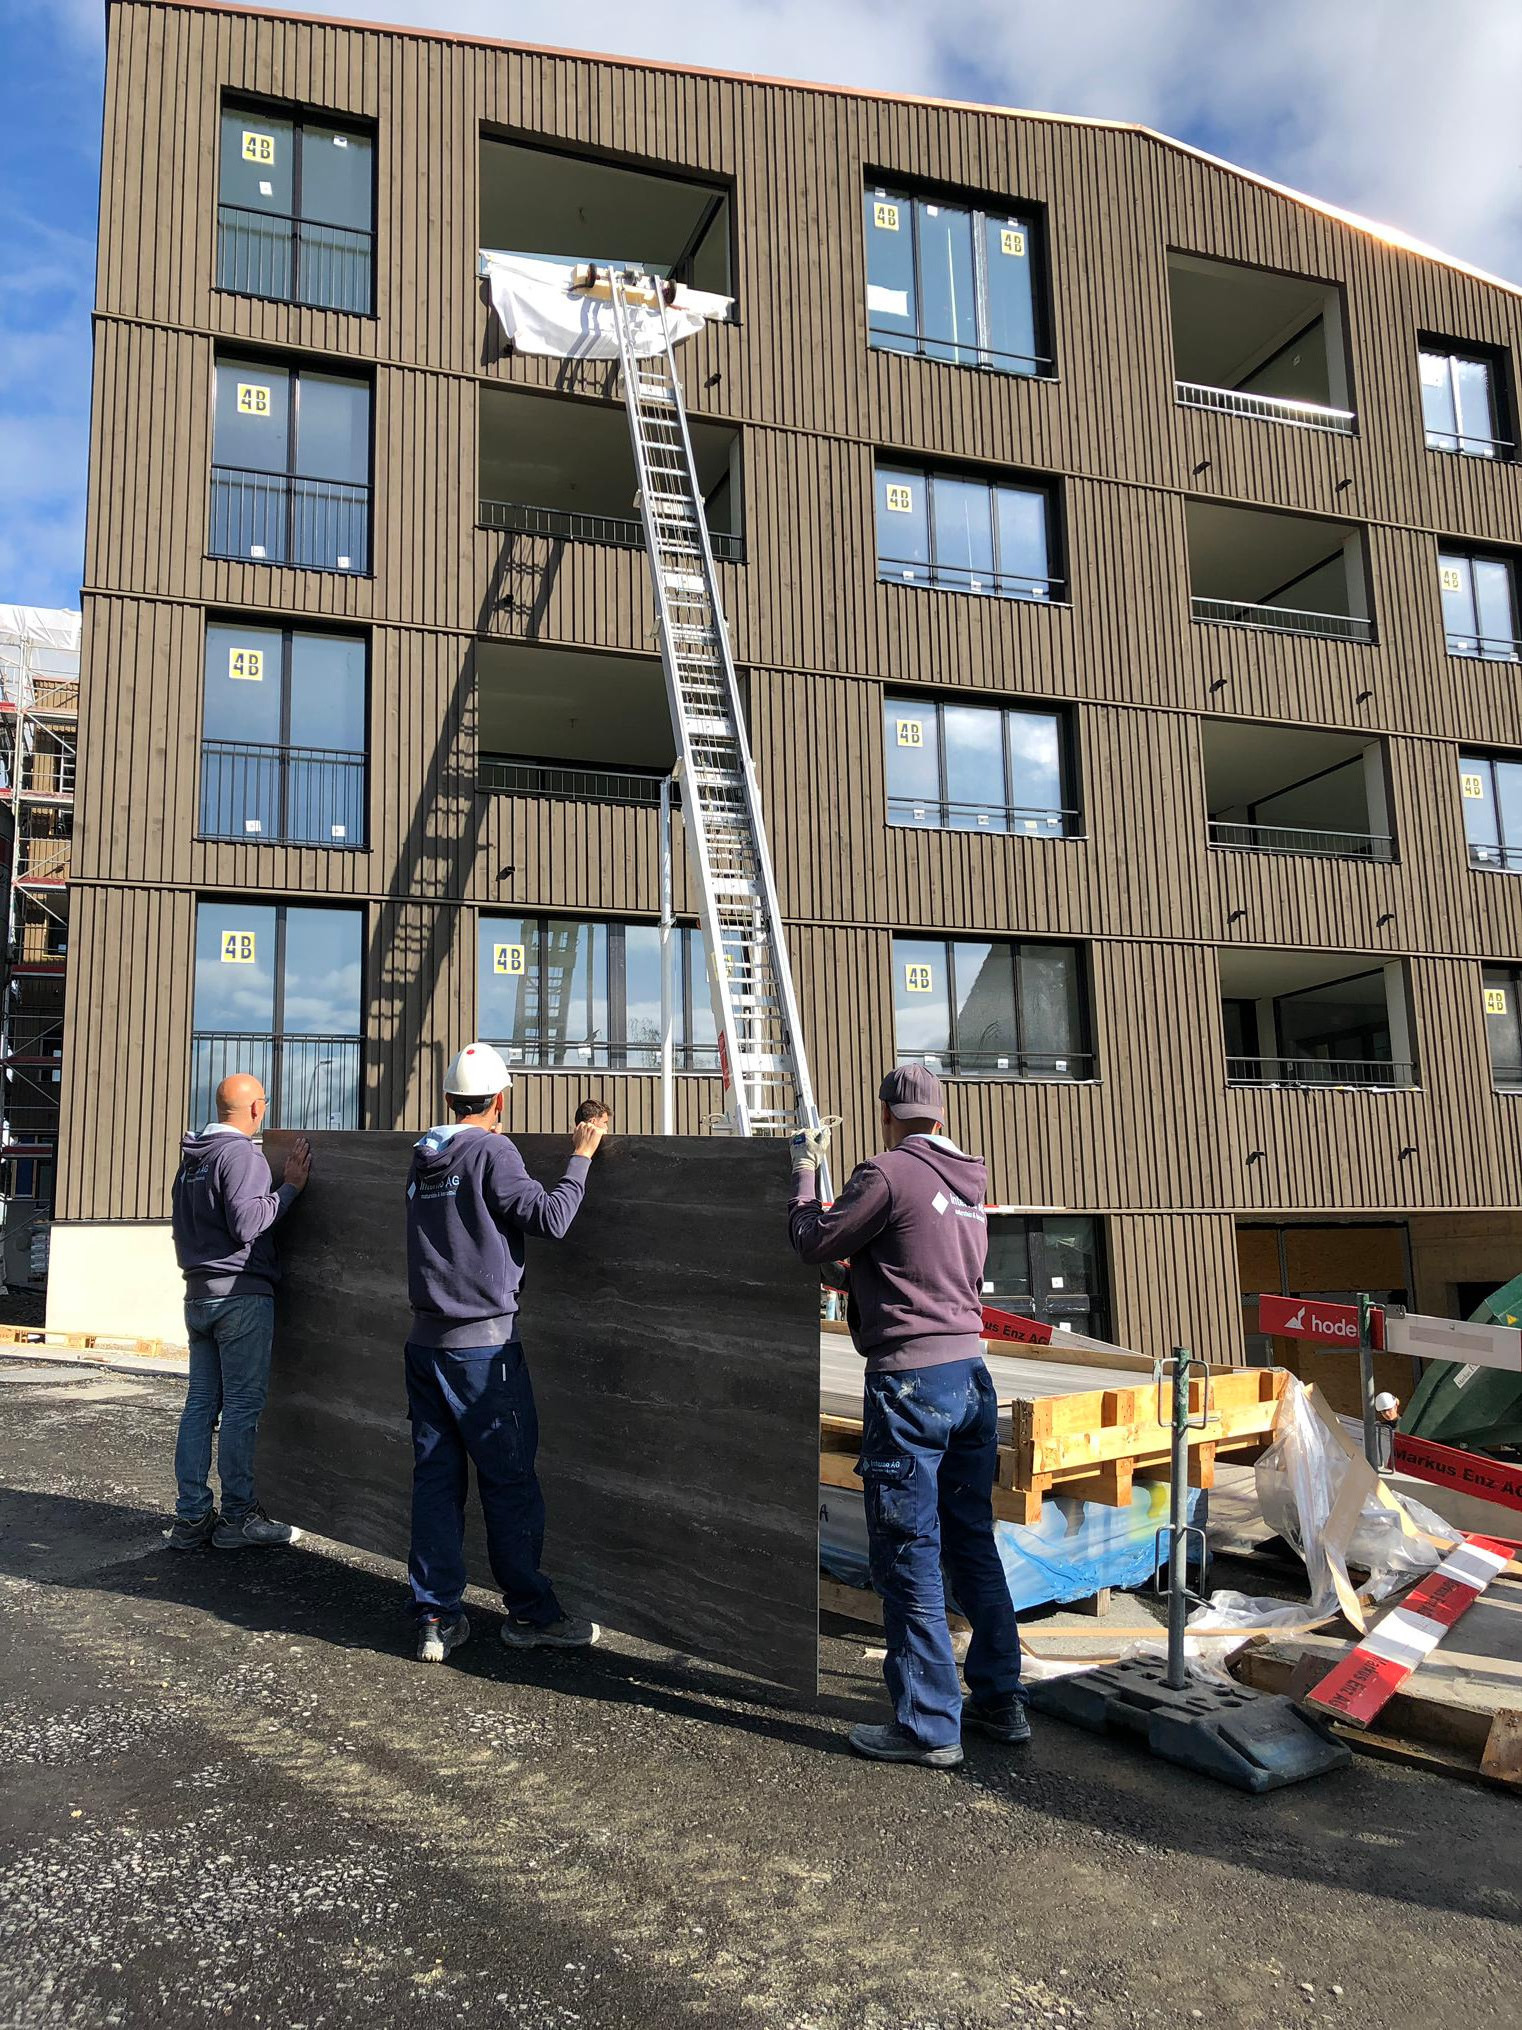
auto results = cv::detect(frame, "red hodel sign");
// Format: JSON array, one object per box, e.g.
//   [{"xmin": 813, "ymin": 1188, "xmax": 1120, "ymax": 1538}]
[{"xmin": 1257, "ymin": 1292, "xmax": 1378, "ymax": 1346}]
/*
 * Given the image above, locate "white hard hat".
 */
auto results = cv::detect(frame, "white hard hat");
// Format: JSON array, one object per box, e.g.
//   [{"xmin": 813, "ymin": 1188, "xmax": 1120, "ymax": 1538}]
[
  {"xmin": 444, "ymin": 1041, "xmax": 513, "ymax": 1100},
  {"xmin": 1373, "ymin": 1391, "xmax": 1400, "ymax": 1416}
]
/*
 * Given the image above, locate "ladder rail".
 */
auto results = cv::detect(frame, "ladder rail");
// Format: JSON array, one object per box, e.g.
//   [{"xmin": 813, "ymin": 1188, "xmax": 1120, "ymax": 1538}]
[{"xmin": 606, "ymin": 272, "xmax": 828, "ymax": 1184}]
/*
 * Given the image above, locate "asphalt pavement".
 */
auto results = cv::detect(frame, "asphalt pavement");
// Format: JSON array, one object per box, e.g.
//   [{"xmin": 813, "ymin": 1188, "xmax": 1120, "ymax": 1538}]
[{"xmin": 1, "ymin": 1360, "xmax": 1518, "ymax": 2030}]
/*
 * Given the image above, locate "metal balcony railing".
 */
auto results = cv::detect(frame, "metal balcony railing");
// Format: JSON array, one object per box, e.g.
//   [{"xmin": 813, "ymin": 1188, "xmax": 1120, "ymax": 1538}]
[
  {"xmin": 1446, "ymin": 630, "xmax": 1522, "ymax": 662},
  {"xmin": 1175, "ymin": 380, "xmax": 1356, "ymax": 436},
  {"xmin": 879, "ymin": 557, "xmax": 1064, "ymax": 601},
  {"xmin": 1208, "ymin": 819, "xmax": 1395, "ymax": 863},
  {"xmin": 1470, "ymin": 842, "xmax": 1522, "ymax": 871},
  {"xmin": 889, "ymin": 797, "xmax": 1079, "ymax": 836},
  {"xmin": 868, "ymin": 326, "xmax": 1053, "ymax": 377},
  {"xmin": 199, "ymin": 741, "xmax": 367, "ymax": 846},
  {"xmin": 189, "ymin": 1031, "xmax": 362, "ymax": 1131},
  {"xmin": 898, "ymin": 1048, "xmax": 1093, "ymax": 1079},
  {"xmin": 1426, "ymin": 427, "xmax": 1513, "ymax": 459},
  {"xmin": 216, "ymin": 203, "xmax": 374, "ymax": 314},
  {"xmin": 483, "ymin": 1036, "xmax": 721, "ymax": 1074},
  {"xmin": 478, "ymin": 757, "xmax": 671, "ymax": 808},
  {"xmin": 1191, "ymin": 596, "xmax": 1373, "ymax": 644},
  {"xmin": 1493, "ymin": 1062, "xmax": 1522, "ymax": 1090},
  {"xmin": 210, "ymin": 466, "xmax": 370, "ymax": 573},
  {"xmin": 478, "ymin": 498, "xmax": 745, "ymax": 564},
  {"xmin": 1227, "ymin": 1055, "xmax": 1414, "ymax": 1090}
]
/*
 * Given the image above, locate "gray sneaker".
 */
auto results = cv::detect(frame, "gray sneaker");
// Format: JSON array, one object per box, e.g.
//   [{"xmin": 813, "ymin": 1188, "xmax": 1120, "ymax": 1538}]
[
  {"xmin": 212, "ymin": 1504, "xmax": 302, "ymax": 1550},
  {"xmin": 500, "ymin": 1613, "xmax": 599, "ymax": 1650},
  {"xmin": 164, "ymin": 1511, "xmax": 218, "ymax": 1552},
  {"xmin": 848, "ymin": 1722, "xmax": 964, "ymax": 1768},
  {"xmin": 416, "ymin": 1613, "xmax": 471, "ymax": 1664}
]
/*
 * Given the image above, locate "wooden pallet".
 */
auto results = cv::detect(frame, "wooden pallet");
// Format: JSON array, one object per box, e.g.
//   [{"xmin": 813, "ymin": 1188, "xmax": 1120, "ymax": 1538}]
[
  {"xmin": 0, "ymin": 1325, "xmax": 178, "ymax": 1361},
  {"xmin": 820, "ymin": 1366, "xmax": 1287, "ymax": 1525}
]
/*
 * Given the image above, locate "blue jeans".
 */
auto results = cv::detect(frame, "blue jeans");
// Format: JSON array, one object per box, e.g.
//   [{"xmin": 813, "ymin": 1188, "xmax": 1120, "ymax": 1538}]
[
  {"xmin": 859, "ymin": 1357, "xmax": 1023, "ymax": 1747},
  {"xmin": 405, "ymin": 1340, "xmax": 563, "ymax": 1626},
  {"xmin": 174, "ymin": 1294, "xmax": 276, "ymax": 1523}
]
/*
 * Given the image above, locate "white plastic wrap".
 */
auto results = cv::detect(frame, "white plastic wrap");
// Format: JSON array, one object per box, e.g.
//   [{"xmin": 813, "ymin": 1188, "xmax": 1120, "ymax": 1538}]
[{"xmin": 479, "ymin": 250, "xmax": 731, "ymax": 359}]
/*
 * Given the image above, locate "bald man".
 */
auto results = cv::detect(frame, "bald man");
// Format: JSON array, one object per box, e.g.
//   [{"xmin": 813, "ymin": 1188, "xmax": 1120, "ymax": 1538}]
[{"xmin": 167, "ymin": 1074, "xmax": 311, "ymax": 1550}]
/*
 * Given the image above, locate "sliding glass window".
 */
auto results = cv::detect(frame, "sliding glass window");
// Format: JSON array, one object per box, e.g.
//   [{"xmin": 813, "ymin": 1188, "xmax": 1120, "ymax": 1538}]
[
  {"xmin": 210, "ymin": 357, "xmax": 371, "ymax": 574},
  {"xmin": 1420, "ymin": 344, "xmax": 1509, "ymax": 459},
  {"xmin": 1460, "ymin": 752, "xmax": 1522, "ymax": 870},
  {"xmin": 883, "ymin": 696, "xmax": 1074, "ymax": 835},
  {"xmin": 875, "ymin": 465, "xmax": 1059, "ymax": 600},
  {"xmin": 199, "ymin": 621, "xmax": 366, "ymax": 846},
  {"xmin": 480, "ymin": 917, "xmax": 719, "ymax": 1071},
  {"xmin": 1483, "ymin": 966, "xmax": 1522, "ymax": 1089},
  {"xmin": 865, "ymin": 185, "xmax": 1046, "ymax": 375},
  {"xmin": 891, "ymin": 936, "xmax": 1090, "ymax": 1079},
  {"xmin": 1439, "ymin": 549, "xmax": 1521, "ymax": 660},
  {"xmin": 218, "ymin": 102, "xmax": 374, "ymax": 313}
]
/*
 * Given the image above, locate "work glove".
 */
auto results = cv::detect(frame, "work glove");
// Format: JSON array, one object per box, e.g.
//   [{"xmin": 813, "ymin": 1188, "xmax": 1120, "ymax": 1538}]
[{"xmin": 790, "ymin": 1124, "xmax": 831, "ymax": 1173}]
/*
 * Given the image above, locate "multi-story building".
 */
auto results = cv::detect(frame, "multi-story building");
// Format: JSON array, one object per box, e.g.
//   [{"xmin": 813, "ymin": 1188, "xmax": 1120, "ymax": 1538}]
[{"xmin": 61, "ymin": 0, "xmax": 1522, "ymax": 1380}]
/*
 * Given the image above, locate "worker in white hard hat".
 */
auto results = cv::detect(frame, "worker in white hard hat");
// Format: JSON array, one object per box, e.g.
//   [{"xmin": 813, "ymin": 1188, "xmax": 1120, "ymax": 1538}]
[{"xmin": 403, "ymin": 1041, "xmax": 607, "ymax": 1665}]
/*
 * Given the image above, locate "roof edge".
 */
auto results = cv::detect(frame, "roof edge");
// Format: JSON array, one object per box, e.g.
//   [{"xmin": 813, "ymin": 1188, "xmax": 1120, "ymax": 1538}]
[{"xmin": 115, "ymin": 0, "xmax": 1521, "ymax": 299}]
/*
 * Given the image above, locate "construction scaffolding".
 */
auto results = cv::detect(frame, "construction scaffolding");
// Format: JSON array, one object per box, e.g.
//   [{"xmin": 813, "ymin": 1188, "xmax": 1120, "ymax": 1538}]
[{"xmin": 0, "ymin": 605, "xmax": 80, "ymax": 1292}]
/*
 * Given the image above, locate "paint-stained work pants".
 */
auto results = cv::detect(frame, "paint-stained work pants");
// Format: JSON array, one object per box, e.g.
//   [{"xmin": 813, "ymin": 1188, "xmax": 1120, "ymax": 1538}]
[
  {"xmin": 404, "ymin": 1339, "xmax": 563, "ymax": 1627},
  {"xmin": 858, "ymin": 1356, "xmax": 1023, "ymax": 1747}
]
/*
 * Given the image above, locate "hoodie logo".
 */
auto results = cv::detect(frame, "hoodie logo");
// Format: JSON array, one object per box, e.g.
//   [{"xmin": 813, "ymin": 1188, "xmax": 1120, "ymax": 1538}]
[{"xmin": 931, "ymin": 1191, "xmax": 950, "ymax": 1216}]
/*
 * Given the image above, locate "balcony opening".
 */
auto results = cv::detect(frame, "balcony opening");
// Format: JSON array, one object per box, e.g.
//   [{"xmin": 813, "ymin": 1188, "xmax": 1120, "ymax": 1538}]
[
  {"xmin": 1204, "ymin": 721, "xmax": 1392, "ymax": 862},
  {"xmin": 479, "ymin": 135, "xmax": 730, "ymax": 295},
  {"xmin": 1168, "ymin": 251, "xmax": 1351, "ymax": 433},
  {"xmin": 1219, "ymin": 949, "xmax": 1414, "ymax": 1089},
  {"xmin": 477, "ymin": 643, "xmax": 676, "ymax": 806},
  {"xmin": 1187, "ymin": 499, "xmax": 1371, "ymax": 644},
  {"xmin": 478, "ymin": 387, "xmax": 742, "ymax": 559}
]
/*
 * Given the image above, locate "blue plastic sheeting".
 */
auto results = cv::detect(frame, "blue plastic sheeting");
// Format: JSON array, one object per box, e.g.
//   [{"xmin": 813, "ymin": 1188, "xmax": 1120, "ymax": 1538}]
[{"xmin": 820, "ymin": 1478, "xmax": 1207, "ymax": 1612}]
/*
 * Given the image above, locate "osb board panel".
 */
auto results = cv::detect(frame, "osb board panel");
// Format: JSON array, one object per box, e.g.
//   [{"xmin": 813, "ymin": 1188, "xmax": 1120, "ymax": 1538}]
[{"xmin": 254, "ymin": 1131, "xmax": 820, "ymax": 1693}]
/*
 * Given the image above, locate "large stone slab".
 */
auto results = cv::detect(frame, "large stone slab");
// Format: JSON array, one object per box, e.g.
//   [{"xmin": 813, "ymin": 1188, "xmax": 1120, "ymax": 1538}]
[{"xmin": 255, "ymin": 1132, "xmax": 820, "ymax": 1693}]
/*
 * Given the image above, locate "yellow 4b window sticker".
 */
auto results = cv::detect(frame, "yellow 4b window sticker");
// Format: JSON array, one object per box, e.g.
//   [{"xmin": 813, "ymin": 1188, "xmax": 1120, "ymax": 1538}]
[
  {"xmin": 872, "ymin": 202, "xmax": 900, "ymax": 232},
  {"xmin": 896, "ymin": 719, "xmax": 923, "ymax": 747},
  {"xmin": 904, "ymin": 963, "xmax": 934, "ymax": 993},
  {"xmin": 1485, "ymin": 988, "xmax": 1509, "ymax": 1016},
  {"xmin": 220, "ymin": 930, "xmax": 257, "ymax": 965},
  {"xmin": 228, "ymin": 647, "xmax": 264, "ymax": 682},
  {"xmin": 884, "ymin": 483, "xmax": 914, "ymax": 513},
  {"xmin": 493, "ymin": 943, "xmax": 526, "ymax": 976},
  {"xmin": 236, "ymin": 383, "xmax": 272, "ymax": 417},
  {"xmin": 241, "ymin": 130, "xmax": 276, "ymax": 164},
  {"xmin": 1461, "ymin": 772, "xmax": 1486, "ymax": 799},
  {"xmin": 999, "ymin": 228, "xmax": 1026, "ymax": 257},
  {"xmin": 1439, "ymin": 564, "xmax": 1464, "ymax": 594}
]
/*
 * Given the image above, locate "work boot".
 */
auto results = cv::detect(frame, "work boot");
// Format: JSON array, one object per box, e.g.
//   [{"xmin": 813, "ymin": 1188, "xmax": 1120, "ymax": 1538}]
[
  {"xmin": 848, "ymin": 1722, "xmax": 964, "ymax": 1768},
  {"xmin": 500, "ymin": 1613, "xmax": 599, "ymax": 1650},
  {"xmin": 164, "ymin": 1511, "xmax": 218, "ymax": 1552},
  {"xmin": 416, "ymin": 1613, "xmax": 471, "ymax": 1664},
  {"xmin": 963, "ymin": 1699, "xmax": 1032, "ymax": 1745},
  {"xmin": 212, "ymin": 1504, "xmax": 302, "ymax": 1550}
]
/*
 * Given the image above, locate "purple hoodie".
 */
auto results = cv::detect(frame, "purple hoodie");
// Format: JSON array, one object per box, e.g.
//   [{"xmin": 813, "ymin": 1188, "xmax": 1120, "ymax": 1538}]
[
  {"xmin": 171, "ymin": 1128, "xmax": 298, "ymax": 1299},
  {"xmin": 789, "ymin": 1133, "xmax": 988, "ymax": 1373},
  {"xmin": 405, "ymin": 1124, "xmax": 591, "ymax": 1349}
]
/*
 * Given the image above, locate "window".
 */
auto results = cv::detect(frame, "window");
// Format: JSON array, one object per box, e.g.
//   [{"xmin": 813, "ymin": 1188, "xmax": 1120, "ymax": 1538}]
[
  {"xmin": 218, "ymin": 102, "xmax": 374, "ymax": 313},
  {"xmin": 479, "ymin": 917, "xmax": 719, "ymax": 1072},
  {"xmin": 1419, "ymin": 343, "xmax": 1509, "ymax": 459},
  {"xmin": 891, "ymin": 936, "xmax": 1089, "ymax": 1079},
  {"xmin": 210, "ymin": 355, "xmax": 371, "ymax": 573},
  {"xmin": 190, "ymin": 901, "xmax": 363, "ymax": 1128},
  {"xmin": 1483, "ymin": 966, "xmax": 1522, "ymax": 1089},
  {"xmin": 1458, "ymin": 752, "xmax": 1522, "ymax": 870},
  {"xmin": 864, "ymin": 185, "xmax": 1046, "ymax": 376},
  {"xmin": 1439, "ymin": 549, "xmax": 1520, "ymax": 660},
  {"xmin": 984, "ymin": 1214, "xmax": 1108, "ymax": 1339},
  {"xmin": 883, "ymin": 696, "xmax": 1075, "ymax": 836},
  {"xmin": 199, "ymin": 622, "xmax": 367, "ymax": 846},
  {"xmin": 875, "ymin": 465, "xmax": 1059, "ymax": 600}
]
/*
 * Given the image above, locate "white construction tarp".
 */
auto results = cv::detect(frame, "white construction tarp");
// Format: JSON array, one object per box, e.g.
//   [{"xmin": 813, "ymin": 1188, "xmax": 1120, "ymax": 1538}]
[
  {"xmin": 479, "ymin": 250, "xmax": 731, "ymax": 360},
  {"xmin": 0, "ymin": 606, "xmax": 81, "ymax": 655}
]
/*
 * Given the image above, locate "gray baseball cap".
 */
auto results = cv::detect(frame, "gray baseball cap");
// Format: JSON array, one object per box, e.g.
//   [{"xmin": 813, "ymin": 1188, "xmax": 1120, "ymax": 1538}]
[{"xmin": 879, "ymin": 1064, "xmax": 946, "ymax": 1121}]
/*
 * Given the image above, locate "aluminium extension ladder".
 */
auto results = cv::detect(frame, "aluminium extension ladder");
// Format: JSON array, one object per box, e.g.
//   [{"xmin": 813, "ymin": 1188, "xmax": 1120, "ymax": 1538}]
[{"xmin": 602, "ymin": 269, "xmax": 828, "ymax": 1170}]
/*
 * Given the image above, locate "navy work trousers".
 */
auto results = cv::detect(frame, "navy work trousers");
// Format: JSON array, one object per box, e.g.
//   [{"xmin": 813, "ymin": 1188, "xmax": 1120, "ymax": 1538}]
[
  {"xmin": 858, "ymin": 1356, "xmax": 1023, "ymax": 1747},
  {"xmin": 404, "ymin": 1339, "xmax": 563, "ymax": 1627}
]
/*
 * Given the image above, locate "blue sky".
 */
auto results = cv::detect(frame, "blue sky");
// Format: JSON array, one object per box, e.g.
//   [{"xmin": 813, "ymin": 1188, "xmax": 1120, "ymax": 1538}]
[{"xmin": 4, "ymin": 0, "xmax": 1522, "ymax": 612}]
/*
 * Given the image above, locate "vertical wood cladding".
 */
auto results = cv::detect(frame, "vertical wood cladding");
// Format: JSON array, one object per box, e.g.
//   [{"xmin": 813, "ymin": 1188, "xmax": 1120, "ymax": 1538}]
[{"xmin": 71, "ymin": 2, "xmax": 1522, "ymax": 1318}]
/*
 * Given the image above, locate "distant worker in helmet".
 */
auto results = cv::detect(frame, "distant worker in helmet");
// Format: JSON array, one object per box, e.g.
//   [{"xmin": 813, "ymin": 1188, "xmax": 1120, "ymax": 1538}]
[{"xmin": 403, "ymin": 1042, "xmax": 607, "ymax": 1664}]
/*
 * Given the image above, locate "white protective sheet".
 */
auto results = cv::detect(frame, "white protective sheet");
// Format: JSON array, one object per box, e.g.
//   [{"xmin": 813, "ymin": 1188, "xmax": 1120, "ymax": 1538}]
[{"xmin": 479, "ymin": 250, "xmax": 732, "ymax": 360}]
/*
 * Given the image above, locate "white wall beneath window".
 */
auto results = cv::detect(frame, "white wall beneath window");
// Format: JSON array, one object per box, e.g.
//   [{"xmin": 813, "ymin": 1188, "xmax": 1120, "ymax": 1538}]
[{"xmin": 46, "ymin": 1223, "xmax": 187, "ymax": 1348}]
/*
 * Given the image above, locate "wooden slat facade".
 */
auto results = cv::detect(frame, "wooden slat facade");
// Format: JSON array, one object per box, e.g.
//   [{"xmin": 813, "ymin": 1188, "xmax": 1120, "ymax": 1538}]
[{"xmin": 62, "ymin": 0, "xmax": 1522, "ymax": 1360}]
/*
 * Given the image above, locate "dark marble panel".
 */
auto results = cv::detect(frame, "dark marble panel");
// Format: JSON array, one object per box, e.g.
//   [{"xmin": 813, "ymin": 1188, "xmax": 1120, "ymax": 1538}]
[{"xmin": 254, "ymin": 1132, "xmax": 820, "ymax": 1694}]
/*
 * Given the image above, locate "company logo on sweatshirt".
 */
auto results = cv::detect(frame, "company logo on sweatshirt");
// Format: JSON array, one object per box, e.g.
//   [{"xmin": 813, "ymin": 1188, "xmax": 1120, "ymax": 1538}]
[{"xmin": 414, "ymin": 1171, "xmax": 464, "ymax": 1203}]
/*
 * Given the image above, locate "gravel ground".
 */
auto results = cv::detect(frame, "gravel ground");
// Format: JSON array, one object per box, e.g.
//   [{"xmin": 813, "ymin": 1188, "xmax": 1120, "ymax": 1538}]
[{"xmin": 0, "ymin": 1359, "xmax": 1518, "ymax": 2030}]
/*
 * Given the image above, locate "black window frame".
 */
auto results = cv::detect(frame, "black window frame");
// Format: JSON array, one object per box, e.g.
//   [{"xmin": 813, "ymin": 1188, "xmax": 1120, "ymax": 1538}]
[
  {"xmin": 188, "ymin": 896, "xmax": 366, "ymax": 1130},
  {"xmin": 1483, "ymin": 963, "xmax": 1522, "ymax": 1090},
  {"xmin": 209, "ymin": 348, "xmax": 375, "ymax": 576},
  {"xmin": 1417, "ymin": 334, "xmax": 1513, "ymax": 461},
  {"xmin": 891, "ymin": 933, "xmax": 1094, "ymax": 1081},
  {"xmin": 873, "ymin": 459, "xmax": 1065, "ymax": 602},
  {"xmin": 1458, "ymin": 749, "xmax": 1522, "ymax": 872},
  {"xmin": 196, "ymin": 614, "xmax": 370, "ymax": 849},
  {"xmin": 882, "ymin": 691, "xmax": 1081, "ymax": 837},
  {"xmin": 216, "ymin": 93, "xmax": 378, "ymax": 316},
  {"xmin": 1437, "ymin": 544, "xmax": 1522, "ymax": 661},
  {"xmin": 863, "ymin": 175, "xmax": 1052, "ymax": 377},
  {"xmin": 983, "ymin": 1211, "xmax": 1111, "ymax": 1341},
  {"xmin": 479, "ymin": 913, "xmax": 721, "ymax": 1074}
]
